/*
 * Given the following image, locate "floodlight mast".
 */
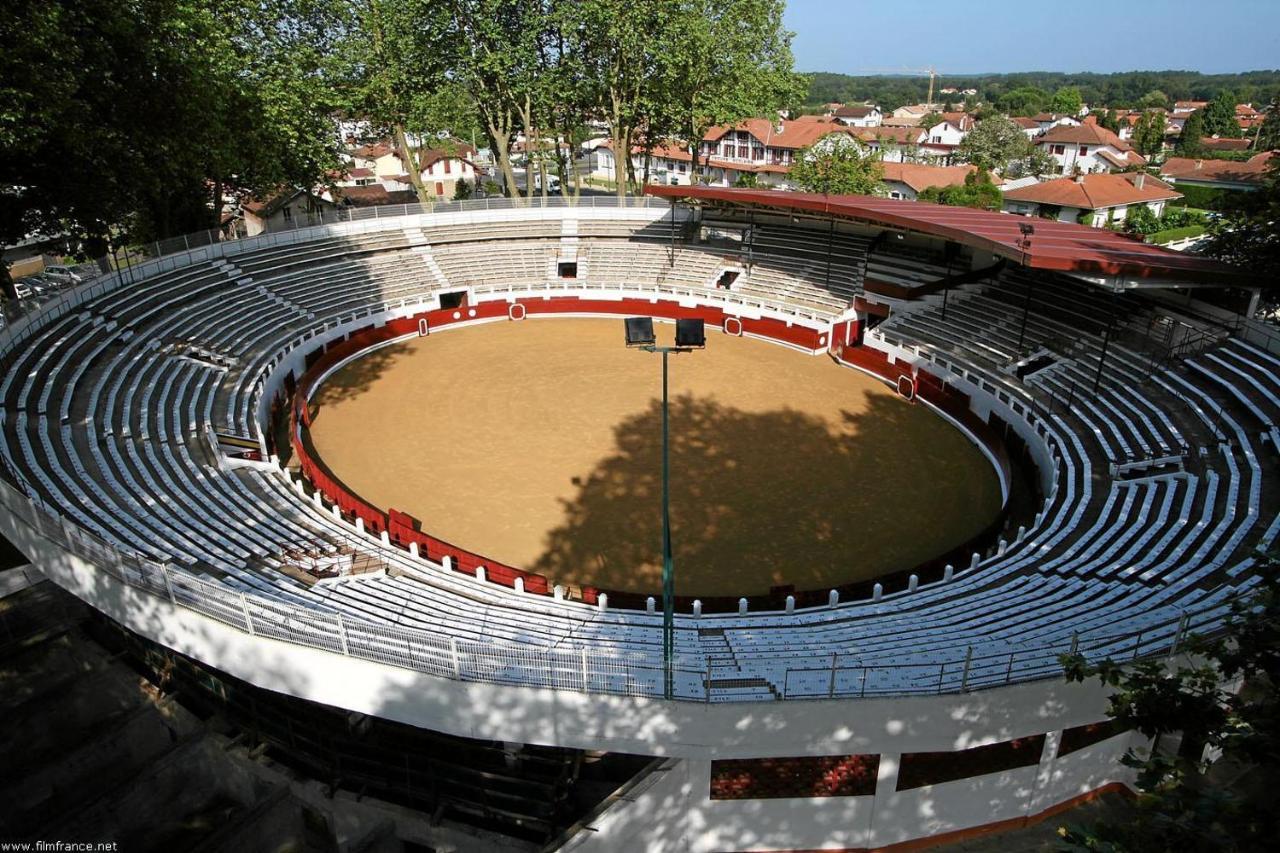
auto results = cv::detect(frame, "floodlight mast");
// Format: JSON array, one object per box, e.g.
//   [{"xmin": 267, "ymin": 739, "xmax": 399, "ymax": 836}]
[{"xmin": 624, "ymin": 317, "xmax": 703, "ymax": 699}]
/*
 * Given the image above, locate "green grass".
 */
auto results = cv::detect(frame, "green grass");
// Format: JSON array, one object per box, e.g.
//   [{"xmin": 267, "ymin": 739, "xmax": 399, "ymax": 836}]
[{"xmin": 1146, "ymin": 224, "xmax": 1207, "ymax": 245}]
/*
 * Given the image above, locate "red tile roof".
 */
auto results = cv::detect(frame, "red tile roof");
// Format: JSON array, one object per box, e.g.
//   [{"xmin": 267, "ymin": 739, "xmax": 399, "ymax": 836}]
[
  {"xmin": 641, "ymin": 185, "xmax": 1248, "ymax": 284},
  {"xmin": 1037, "ymin": 122, "xmax": 1135, "ymax": 152},
  {"xmin": 1003, "ymin": 173, "xmax": 1180, "ymax": 210},
  {"xmin": 1012, "ymin": 117, "xmax": 1041, "ymax": 130},
  {"xmin": 1160, "ymin": 153, "xmax": 1277, "ymax": 185},
  {"xmin": 1200, "ymin": 137, "xmax": 1252, "ymax": 152},
  {"xmin": 703, "ymin": 118, "xmax": 862, "ymax": 150},
  {"xmin": 880, "ymin": 163, "xmax": 979, "ymax": 193},
  {"xmin": 833, "ymin": 104, "xmax": 877, "ymax": 118}
]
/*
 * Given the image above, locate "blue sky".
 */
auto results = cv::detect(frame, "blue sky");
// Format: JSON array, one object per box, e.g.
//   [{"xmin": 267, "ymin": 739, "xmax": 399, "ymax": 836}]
[{"xmin": 784, "ymin": 0, "xmax": 1280, "ymax": 75}]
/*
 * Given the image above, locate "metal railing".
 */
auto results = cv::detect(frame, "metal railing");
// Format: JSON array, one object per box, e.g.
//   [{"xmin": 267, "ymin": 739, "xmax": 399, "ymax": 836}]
[{"xmin": 0, "ymin": 471, "xmax": 1219, "ymax": 703}]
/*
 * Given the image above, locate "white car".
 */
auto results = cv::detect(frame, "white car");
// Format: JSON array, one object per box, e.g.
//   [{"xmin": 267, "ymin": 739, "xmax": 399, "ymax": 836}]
[
  {"xmin": 42, "ymin": 265, "xmax": 83, "ymax": 285},
  {"xmin": 533, "ymin": 174, "xmax": 561, "ymax": 193}
]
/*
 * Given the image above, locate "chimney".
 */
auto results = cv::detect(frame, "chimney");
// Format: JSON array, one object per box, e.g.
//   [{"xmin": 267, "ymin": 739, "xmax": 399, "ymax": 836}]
[
  {"xmin": 775, "ymin": 119, "xmax": 785, "ymax": 135},
  {"xmin": 1074, "ymin": 173, "xmax": 1086, "ymax": 184},
  {"xmin": 1134, "ymin": 172, "xmax": 1145, "ymax": 189}
]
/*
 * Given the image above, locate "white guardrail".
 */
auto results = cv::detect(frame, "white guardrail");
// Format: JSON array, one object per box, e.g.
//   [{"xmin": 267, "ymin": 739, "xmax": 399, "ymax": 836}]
[{"xmin": 0, "ymin": 199, "xmax": 1222, "ymax": 702}]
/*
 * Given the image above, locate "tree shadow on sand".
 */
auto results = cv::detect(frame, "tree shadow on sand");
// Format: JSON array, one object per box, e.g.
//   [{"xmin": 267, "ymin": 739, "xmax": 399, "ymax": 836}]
[{"xmin": 530, "ymin": 392, "xmax": 1003, "ymax": 598}]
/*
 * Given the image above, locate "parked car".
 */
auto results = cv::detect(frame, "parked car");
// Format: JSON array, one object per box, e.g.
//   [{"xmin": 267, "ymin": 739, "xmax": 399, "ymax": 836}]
[
  {"xmin": 42, "ymin": 265, "xmax": 84, "ymax": 285},
  {"xmin": 13, "ymin": 279, "xmax": 34, "ymax": 300},
  {"xmin": 22, "ymin": 274, "xmax": 60, "ymax": 297}
]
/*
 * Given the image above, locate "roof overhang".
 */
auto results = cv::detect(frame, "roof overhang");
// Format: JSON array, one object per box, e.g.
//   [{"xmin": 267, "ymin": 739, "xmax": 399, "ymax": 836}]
[{"xmin": 645, "ymin": 185, "xmax": 1260, "ymax": 288}]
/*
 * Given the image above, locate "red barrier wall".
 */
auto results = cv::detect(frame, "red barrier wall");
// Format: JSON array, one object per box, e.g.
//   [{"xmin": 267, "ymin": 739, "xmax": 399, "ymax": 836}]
[{"xmin": 289, "ymin": 297, "xmax": 829, "ymax": 605}]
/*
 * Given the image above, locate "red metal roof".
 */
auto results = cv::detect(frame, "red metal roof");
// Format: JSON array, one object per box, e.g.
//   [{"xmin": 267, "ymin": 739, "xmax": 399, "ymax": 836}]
[{"xmin": 643, "ymin": 185, "xmax": 1255, "ymax": 286}]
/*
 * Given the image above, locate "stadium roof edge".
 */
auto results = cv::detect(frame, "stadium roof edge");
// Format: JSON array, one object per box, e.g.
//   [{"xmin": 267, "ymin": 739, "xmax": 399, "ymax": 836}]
[{"xmin": 643, "ymin": 185, "xmax": 1258, "ymax": 289}]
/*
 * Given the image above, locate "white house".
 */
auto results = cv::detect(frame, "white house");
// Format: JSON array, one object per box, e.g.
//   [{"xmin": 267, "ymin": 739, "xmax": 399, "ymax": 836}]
[
  {"xmin": 1032, "ymin": 112, "xmax": 1081, "ymax": 133},
  {"xmin": 349, "ymin": 140, "xmax": 478, "ymax": 199},
  {"xmin": 920, "ymin": 114, "xmax": 974, "ymax": 161},
  {"xmin": 241, "ymin": 189, "xmax": 340, "ymax": 237},
  {"xmin": 1035, "ymin": 120, "xmax": 1146, "ymax": 175},
  {"xmin": 880, "ymin": 163, "xmax": 981, "ymax": 200},
  {"xmin": 832, "ymin": 104, "xmax": 883, "ymax": 127},
  {"xmin": 1001, "ymin": 172, "xmax": 1181, "ymax": 227}
]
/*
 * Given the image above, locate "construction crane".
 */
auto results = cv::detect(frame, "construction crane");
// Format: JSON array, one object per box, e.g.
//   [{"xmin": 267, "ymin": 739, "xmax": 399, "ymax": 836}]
[{"xmin": 855, "ymin": 66, "xmax": 943, "ymax": 107}]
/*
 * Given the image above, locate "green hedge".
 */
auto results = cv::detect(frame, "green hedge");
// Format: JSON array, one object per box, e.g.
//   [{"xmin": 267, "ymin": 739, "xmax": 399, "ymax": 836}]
[
  {"xmin": 1169, "ymin": 183, "xmax": 1254, "ymax": 211},
  {"xmin": 1146, "ymin": 224, "xmax": 1207, "ymax": 245}
]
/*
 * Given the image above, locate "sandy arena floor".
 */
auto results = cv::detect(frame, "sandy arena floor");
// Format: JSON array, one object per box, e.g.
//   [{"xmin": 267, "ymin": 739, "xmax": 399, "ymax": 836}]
[{"xmin": 306, "ymin": 318, "xmax": 1002, "ymax": 597}]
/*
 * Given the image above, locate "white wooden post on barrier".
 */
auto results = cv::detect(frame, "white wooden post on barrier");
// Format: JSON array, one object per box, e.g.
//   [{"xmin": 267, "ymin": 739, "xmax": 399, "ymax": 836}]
[
  {"xmin": 828, "ymin": 589, "xmax": 839, "ymax": 607},
  {"xmin": 380, "ymin": 530, "xmax": 390, "ymax": 546},
  {"xmin": 597, "ymin": 593, "xmax": 608, "ymax": 612},
  {"xmin": 646, "ymin": 596, "xmax": 655, "ymax": 614},
  {"xmin": 738, "ymin": 597, "xmax": 748, "ymax": 615},
  {"xmin": 449, "ymin": 637, "xmax": 461, "ymax": 678},
  {"xmin": 442, "ymin": 555, "xmax": 452, "ymax": 572},
  {"xmin": 355, "ymin": 517, "xmax": 365, "ymax": 534},
  {"xmin": 907, "ymin": 574, "xmax": 918, "ymax": 593},
  {"xmin": 785, "ymin": 595, "xmax": 795, "ymax": 613},
  {"xmin": 514, "ymin": 577, "xmax": 524, "ymax": 594},
  {"xmin": 409, "ymin": 542, "xmax": 419, "ymax": 558},
  {"xmin": 331, "ymin": 504, "xmax": 341, "ymax": 520},
  {"xmin": 240, "ymin": 593, "xmax": 255, "ymax": 636},
  {"xmin": 943, "ymin": 564, "xmax": 954, "ymax": 582},
  {"xmin": 554, "ymin": 584, "xmax": 564, "ymax": 601},
  {"xmin": 692, "ymin": 600, "xmax": 702, "ymax": 617},
  {"xmin": 336, "ymin": 614, "xmax": 349, "ymax": 656},
  {"xmin": 476, "ymin": 566, "xmax": 486, "ymax": 583},
  {"xmin": 996, "ymin": 539, "xmax": 1007, "ymax": 556},
  {"xmin": 161, "ymin": 565, "xmax": 177, "ymax": 604},
  {"xmin": 872, "ymin": 582, "xmax": 883, "ymax": 602}
]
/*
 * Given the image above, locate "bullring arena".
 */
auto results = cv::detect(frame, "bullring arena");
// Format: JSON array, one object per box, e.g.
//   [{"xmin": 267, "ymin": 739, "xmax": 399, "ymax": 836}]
[{"xmin": 1, "ymin": 187, "xmax": 1275, "ymax": 851}]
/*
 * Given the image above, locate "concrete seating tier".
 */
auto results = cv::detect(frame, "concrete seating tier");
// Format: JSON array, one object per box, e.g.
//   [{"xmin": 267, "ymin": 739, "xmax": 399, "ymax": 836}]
[{"xmin": 0, "ymin": 211, "xmax": 1273, "ymax": 701}]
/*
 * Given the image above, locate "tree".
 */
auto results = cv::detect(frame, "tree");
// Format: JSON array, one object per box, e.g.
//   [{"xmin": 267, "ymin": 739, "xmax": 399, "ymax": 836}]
[
  {"xmin": 1202, "ymin": 156, "xmax": 1280, "ymax": 289},
  {"xmin": 658, "ymin": 0, "xmax": 805, "ymax": 185},
  {"xmin": 916, "ymin": 170, "xmax": 1002, "ymax": 210},
  {"xmin": 1254, "ymin": 97, "xmax": 1280, "ymax": 152},
  {"xmin": 956, "ymin": 114, "xmax": 1038, "ymax": 173},
  {"xmin": 1122, "ymin": 202, "xmax": 1161, "ymax": 235},
  {"xmin": 0, "ymin": 0, "xmax": 344, "ymax": 285},
  {"xmin": 917, "ymin": 111, "xmax": 944, "ymax": 133},
  {"xmin": 1178, "ymin": 111, "xmax": 1207, "ymax": 157},
  {"xmin": 1049, "ymin": 86, "xmax": 1083, "ymax": 116},
  {"xmin": 1132, "ymin": 110, "xmax": 1168, "ymax": 157},
  {"xmin": 788, "ymin": 134, "xmax": 884, "ymax": 196},
  {"xmin": 1057, "ymin": 564, "xmax": 1280, "ymax": 851},
  {"xmin": 452, "ymin": 177, "xmax": 472, "ymax": 201},
  {"xmin": 995, "ymin": 86, "xmax": 1050, "ymax": 117},
  {"xmin": 1203, "ymin": 90, "xmax": 1243, "ymax": 138},
  {"xmin": 1137, "ymin": 89, "xmax": 1170, "ymax": 110},
  {"xmin": 733, "ymin": 172, "xmax": 759, "ymax": 188}
]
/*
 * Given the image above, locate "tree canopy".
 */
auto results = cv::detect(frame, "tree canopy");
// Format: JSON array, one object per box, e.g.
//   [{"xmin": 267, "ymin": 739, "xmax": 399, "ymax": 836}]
[
  {"xmin": 1203, "ymin": 90, "xmax": 1243, "ymax": 138},
  {"xmin": 956, "ymin": 114, "xmax": 1047, "ymax": 176},
  {"xmin": 1177, "ymin": 111, "xmax": 1208, "ymax": 157},
  {"xmin": 787, "ymin": 135, "xmax": 884, "ymax": 196},
  {"xmin": 1058, "ymin": 563, "xmax": 1280, "ymax": 851},
  {"xmin": 916, "ymin": 170, "xmax": 1002, "ymax": 210},
  {"xmin": 1049, "ymin": 86, "xmax": 1083, "ymax": 116},
  {"xmin": 1132, "ymin": 110, "xmax": 1168, "ymax": 157}
]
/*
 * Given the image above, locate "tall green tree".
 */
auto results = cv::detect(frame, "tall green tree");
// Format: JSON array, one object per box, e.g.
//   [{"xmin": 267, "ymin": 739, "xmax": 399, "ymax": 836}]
[
  {"xmin": 658, "ymin": 0, "xmax": 805, "ymax": 184},
  {"xmin": 956, "ymin": 114, "xmax": 1038, "ymax": 173},
  {"xmin": 1202, "ymin": 157, "xmax": 1280, "ymax": 290},
  {"xmin": 995, "ymin": 86, "xmax": 1050, "ymax": 116},
  {"xmin": 787, "ymin": 134, "xmax": 884, "ymax": 196},
  {"xmin": 1203, "ymin": 90, "xmax": 1243, "ymax": 138},
  {"xmin": 1178, "ymin": 111, "xmax": 1208, "ymax": 156},
  {"xmin": 1254, "ymin": 97, "xmax": 1280, "ymax": 152},
  {"xmin": 1049, "ymin": 86, "xmax": 1083, "ymax": 116},
  {"xmin": 1133, "ymin": 110, "xmax": 1168, "ymax": 157}
]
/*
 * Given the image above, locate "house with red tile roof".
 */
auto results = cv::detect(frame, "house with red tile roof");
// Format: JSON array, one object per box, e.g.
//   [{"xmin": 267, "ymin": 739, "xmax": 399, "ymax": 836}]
[
  {"xmin": 1160, "ymin": 151, "xmax": 1277, "ymax": 191},
  {"xmin": 920, "ymin": 115, "xmax": 975, "ymax": 160},
  {"xmin": 348, "ymin": 139, "xmax": 479, "ymax": 199},
  {"xmin": 880, "ymin": 163, "xmax": 981, "ymax": 200},
  {"xmin": 832, "ymin": 104, "xmax": 882, "ymax": 127},
  {"xmin": 1002, "ymin": 172, "xmax": 1180, "ymax": 227},
  {"xmin": 1035, "ymin": 120, "xmax": 1146, "ymax": 175}
]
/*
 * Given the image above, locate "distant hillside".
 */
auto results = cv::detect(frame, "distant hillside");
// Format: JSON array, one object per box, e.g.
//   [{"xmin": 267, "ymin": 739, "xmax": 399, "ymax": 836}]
[{"xmin": 805, "ymin": 70, "xmax": 1280, "ymax": 112}]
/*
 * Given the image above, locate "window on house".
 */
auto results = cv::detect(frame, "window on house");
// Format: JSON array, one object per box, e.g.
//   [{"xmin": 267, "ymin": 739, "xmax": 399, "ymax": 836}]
[
  {"xmin": 282, "ymin": 206, "xmax": 293, "ymax": 222},
  {"xmin": 931, "ymin": 136, "xmax": 942, "ymax": 143},
  {"xmin": 444, "ymin": 159, "xmax": 451, "ymax": 174},
  {"xmin": 1051, "ymin": 145, "xmax": 1065, "ymax": 155},
  {"xmin": 752, "ymin": 148, "xmax": 763, "ymax": 161},
  {"xmin": 1079, "ymin": 146, "xmax": 1088, "ymax": 156}
]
